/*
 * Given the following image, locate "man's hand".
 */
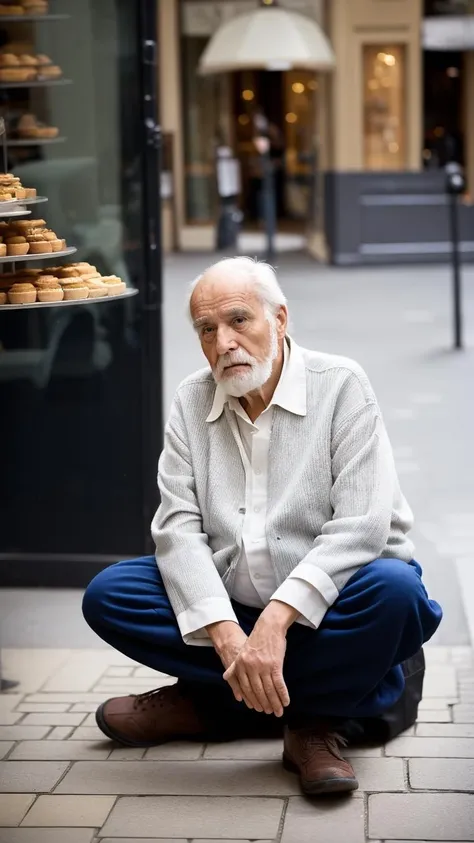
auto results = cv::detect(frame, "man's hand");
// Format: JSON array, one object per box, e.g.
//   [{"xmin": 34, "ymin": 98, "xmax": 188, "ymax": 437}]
[
  {"xmin": 223, "ymin": 600, "xmax": 298, "ymax": 717},
  {"xmin": 206, "ymin": 620, "xmax": 248, "ymax": 671}
]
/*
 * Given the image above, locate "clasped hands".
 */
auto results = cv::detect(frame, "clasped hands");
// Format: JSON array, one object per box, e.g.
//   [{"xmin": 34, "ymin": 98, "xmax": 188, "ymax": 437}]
[{"xmin": 207, "ymin": 601, "xmax": 298, "ymax": 718}]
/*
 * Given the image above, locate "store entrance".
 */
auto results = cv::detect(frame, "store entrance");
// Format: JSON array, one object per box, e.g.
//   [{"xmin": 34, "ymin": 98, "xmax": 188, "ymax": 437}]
[{"xmin": 231, "ymin": 69, "xmax": 319, "ymax": 230}]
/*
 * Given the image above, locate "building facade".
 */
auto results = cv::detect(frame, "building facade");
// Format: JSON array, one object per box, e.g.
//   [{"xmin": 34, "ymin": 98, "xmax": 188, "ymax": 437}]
[{"xmin": 158, "ymin": 0, "xmax": 474, "ymax": 264}]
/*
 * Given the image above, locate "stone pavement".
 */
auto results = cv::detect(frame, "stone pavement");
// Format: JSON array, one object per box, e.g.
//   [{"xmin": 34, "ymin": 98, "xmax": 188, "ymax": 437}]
[{"xmin": 0, "ymin": 644, "xmax": 473, "ymax": 842}]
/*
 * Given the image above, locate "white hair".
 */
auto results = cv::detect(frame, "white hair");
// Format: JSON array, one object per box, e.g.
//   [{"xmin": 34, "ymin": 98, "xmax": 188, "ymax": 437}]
[{"xmin": 187, "ymin": 256, "xmax": 287, "ymax": 322}]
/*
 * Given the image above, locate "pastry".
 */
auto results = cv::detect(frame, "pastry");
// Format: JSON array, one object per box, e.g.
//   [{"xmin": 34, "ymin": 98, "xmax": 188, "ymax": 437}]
[
  {"xmin": 26, "ymin": 233, "xmax": 52, "ymax": 254},
  {"xmin": 0, "ymin": 66, "xmax": 36, "ymax": 81},
  {"xmin": 6, "ymin": 236, "xmax": 29, "ymax": 256},
  {"xmin": 57, "ymin": 266, "xmax": 81, "ymax": 279},
  {"xmin": 24, "ymin": 187, "xmax": 37, "ymax": 198},
  {"xmin": 101, "ymin": 275, "xmax": 126, "ymax": 296},
  {"xmin": 0, "ymin": 243, "xmax": 6, "ymax": 257},
  {"xmin": 0, "ymin": 5, "xmax": 24, "ymax": 13},
  {"xmin": 19, "ymin": 54, "xmax": 38, "ymax": 66},
  {"xmin": 0, "ymin": 193, "xmax": 13, "ymax": 202},
  {"xmin": 37, "ymin": 63, "xmax": 61, "ymax": 79},
  {"xmin": 62, "ymin": 281, "xmax": 89, "ymax": 301},
  {"xmin": 8, "ymin": 281, "xmax": 36, "ymax": 304},
  {"xmin": 0, "ymin": 54, "xmax": 20, "ymax": 66},
  {"xmin": 0, "ymin": 291, "xmax": 6, "ymax": 304},
  {"xmin": 35, "ymin": 278, "xmax": 63, "ymax": 302},
  {"xmin": 84, "ymin": 278, "xmax": 107, "ymax": 298}
]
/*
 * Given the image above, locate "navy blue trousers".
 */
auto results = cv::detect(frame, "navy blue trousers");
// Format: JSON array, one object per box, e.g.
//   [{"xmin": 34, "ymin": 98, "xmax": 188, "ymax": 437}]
[{"xmin": 82, "ymin": 556, "xmax": 442, "ymax": 723}]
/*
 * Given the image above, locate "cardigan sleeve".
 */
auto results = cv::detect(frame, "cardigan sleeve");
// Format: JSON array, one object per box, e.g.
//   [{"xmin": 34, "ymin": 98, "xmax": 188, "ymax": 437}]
[{"xmin": 151, "ymin": 393, "xmax": 239, "ymax": 644}]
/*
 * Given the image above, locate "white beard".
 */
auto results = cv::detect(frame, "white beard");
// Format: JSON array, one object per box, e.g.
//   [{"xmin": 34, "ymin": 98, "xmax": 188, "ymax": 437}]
[{"xmin": 213, "ymin": 318, "xmax": 279, "ymax": 398}]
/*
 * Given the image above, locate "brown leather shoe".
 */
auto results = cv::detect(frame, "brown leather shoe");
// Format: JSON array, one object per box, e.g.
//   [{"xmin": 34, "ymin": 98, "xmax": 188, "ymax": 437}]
[
  {"xmin": 95, "ymin": 683, "xmax": 207, "ymax": 747},
  {"xmin": 283, "ymin": 725, "xmax": 359, "ymax": 795}
]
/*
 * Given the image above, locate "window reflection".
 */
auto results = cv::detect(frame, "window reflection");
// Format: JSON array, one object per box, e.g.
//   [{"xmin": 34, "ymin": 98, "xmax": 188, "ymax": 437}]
[{"xmin": 363, "ymin": 45, "xmax": 406, "ymax": 171}]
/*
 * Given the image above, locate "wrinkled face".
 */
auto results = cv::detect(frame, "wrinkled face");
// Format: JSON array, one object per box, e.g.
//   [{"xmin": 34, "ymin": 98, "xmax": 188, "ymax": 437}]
[{"xmin": 190, "ymin": 271, "xmax": 287, "ymax": 398}]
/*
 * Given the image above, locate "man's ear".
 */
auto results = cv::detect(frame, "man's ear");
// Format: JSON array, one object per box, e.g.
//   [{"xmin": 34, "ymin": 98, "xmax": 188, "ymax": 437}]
[{"xmin": 276, "ymin": 305, "xmax": 288, "ymax": 339}]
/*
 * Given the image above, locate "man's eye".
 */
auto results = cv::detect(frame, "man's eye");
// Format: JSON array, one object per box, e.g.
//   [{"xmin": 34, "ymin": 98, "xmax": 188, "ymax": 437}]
[{"xmin": 233, "ymin": 317, "xmax": 246, "ymax": 326}]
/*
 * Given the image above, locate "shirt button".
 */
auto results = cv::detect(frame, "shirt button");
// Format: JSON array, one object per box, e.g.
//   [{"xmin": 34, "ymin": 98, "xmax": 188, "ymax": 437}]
[
  {"xmin": 255, "ymin": 469, "xmax": 262, "ymax": 476},
  {"xmin": 254, "ymin": 572, "xmax": 262, "ymax": 580}
]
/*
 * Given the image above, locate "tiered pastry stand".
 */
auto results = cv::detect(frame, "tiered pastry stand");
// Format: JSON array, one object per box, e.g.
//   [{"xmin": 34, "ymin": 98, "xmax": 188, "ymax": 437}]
[{"xmin": 0, "ymin": 195, "xmax": 137, "ymax": 310}]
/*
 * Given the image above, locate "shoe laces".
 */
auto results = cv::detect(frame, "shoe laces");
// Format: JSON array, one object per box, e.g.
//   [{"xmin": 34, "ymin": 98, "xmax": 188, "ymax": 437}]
[
  {"xmin": 298, "ymin": 729, "xmax": 347, "ymax": 759},
  {"xmin": 132, "ymin": 685, "xmax": 178, "ymax": 711}
]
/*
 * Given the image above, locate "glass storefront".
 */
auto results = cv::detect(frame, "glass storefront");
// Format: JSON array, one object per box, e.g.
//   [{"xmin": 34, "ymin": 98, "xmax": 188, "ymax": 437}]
[
  {"xmin": 363, "ymin": 45, "xmax": 406, "ymax": 171},
  {"xmin": 0, "ymin": 0, "xmax": 162, "ymax": 584}
]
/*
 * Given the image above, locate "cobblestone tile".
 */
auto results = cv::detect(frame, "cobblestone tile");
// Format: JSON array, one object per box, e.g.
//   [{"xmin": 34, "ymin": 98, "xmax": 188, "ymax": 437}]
[
  {"xmin": 0, "ymin": 761, "xmax": 69, "ymax": 792},
  {"xmin": 0, "ymin": 711, "xmax": 22, "ymax": 725},
  {"xmin": 144, "ymin": 742, "xmax": 204, "ymax": 760},
  {"xmin": 9, "ymin": 740, "xmax": 109, "ymax": 761},
  {"xmin": 24, "ymin": 694, "xmax": 107, "ymax": 705},
  {"xmin": 69, "ymin": 726, "xmax": 109, "ymax": 742},
  {"xmin": 203, "ymin": 739, "xmax": 382, "ymax": 761},
  {"xmin": 453, "ymin": 705, "xmax": 474, "ymax": 723},
  {"xmin": 421, "ymin": 666, "xmax": 457, "ymax": 697},
  {"xmin": 133, "ymin": 666, "xmax": 171, "ymax": 678},
  {"xmin": 415, "ymin": 708, "xmax": 452, "ymax": 722},
  {"xmin": 0, "ymin": 830, "xmax": 95, "ymax": 843},
  {"xmin": 281, "ymin": 795, "xmax": 365, "ymax": 843},
  {"xmin": 350, "ymin": 758, "xmax": 405, "ymax": 791},
  {"xmin": 16, "ymin": 704, "xmax": 71, "ymax": 713},
  {"xmin": 105, "ymin": 667, "xmax": 134, "ymax": 678},
  {"xmin": 0, "ymin": 726, "xmax": 50, "ymax": 741},
  {"xmin": 101, "ymin": 796, "xmax": 284, "ymax": 839},
  {"xmin": 418, "ymin": 698, "xmax": 456, "ymax": 710},
  {"xmin": 409, "ymin": 758, "xmax": 474, "ymax": 791},
  {"xmin": 20, "ymin": 794, "xmax": 116, "ymax": 826},
  {"xmin": 21, "ymin": 713, "xmax": 86, "ymax": 727},
  {"xmin": 368, "ymin": 793, "xmax": 474, "ymax": 840},
  {"xmin": 416, "ymin": 722, "xmax": 474, "ymax": 737},
  {"xmin": 109, "ymin": 747, "xmax": 146, "ymax": 760},
  {"xmin": 80, "ymin": 713, "xmax": 102, "ymax": 727},
  {"xmin": 0, "ymin": 793, "xmax": 35, "ymax": 826},
  {"xmin": 93, "ymin": 679, "xmax": 175, "ymax": 695},
  {"xmin": 69, "ymin": 704, "xmax": 97, "ymax": 713},
  {"xmin": 56, "ymin": 760, "xmax": 300, "ymax": 795},
  {"xmin": 47, "ymin": 727, "xmax": 74, "ymax": 740},
  {"xmin": 0, "ymin": 695, "xmax": 23, "ymax": 714},
  {"xmin": 0, "ymin": 742, "xmax": 14, "ymax": 759},
  {"xmin": 424, "ymin": 647, "xmax": 451, "ymax": 664},
  {"xmin": 101, "ymin": 839, "xmax": 186, "ymax": 843},
  {"xmin": 386, "ymin": 736, "xmax": 474, "ymax": 757}
]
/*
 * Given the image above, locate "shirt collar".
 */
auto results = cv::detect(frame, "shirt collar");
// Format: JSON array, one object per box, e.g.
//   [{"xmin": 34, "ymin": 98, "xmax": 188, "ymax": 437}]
[{"xmin": 206, "ymin": 335, "xmax": 307, "ymax": 423}]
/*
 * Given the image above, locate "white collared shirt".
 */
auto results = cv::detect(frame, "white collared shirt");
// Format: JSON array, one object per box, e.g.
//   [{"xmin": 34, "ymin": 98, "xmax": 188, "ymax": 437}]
[{"xmin": 180, "ymin": 337, "xmax": 329, "ymax": 643}]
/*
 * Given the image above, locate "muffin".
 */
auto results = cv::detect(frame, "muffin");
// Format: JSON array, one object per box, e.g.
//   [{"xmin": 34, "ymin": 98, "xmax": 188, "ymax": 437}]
[
  {"xmin": 0, "ymin": 66, "xmax": 36, "ymax": 81},
  {"xmin": 6, "ymin": 236, "xmax": 29, "ymax": 256},
  {"xmin": 35, "ymin": 278, "xmax": 63, "ymax": 302},
  {"xmin": 50, "ymin": 238, "xmax": 63, "ymax": 252},
  {"xmin": 25, "ymin": 232, "xmax": 52, "ymax": 254},
  {"xmin": 19, "ymin": 54, "xmax": 38, "ymax": 67},
  {"xmin": 62, "ymin": 281, "xmax": 89, "ymax": 301},
  {"xmin": 0, "ymin": 291, "xmax": 6, "ymax": 304},
  {"xmin": 24, "ymin": 188, "xmax": 37, "ymax": 199},
  {"xmin": 0, "ymin": 54, "xmax": 20, "ymax": 66},
  {"xmin": 0, "ymin": 243, "xmax": 6, "ymax": 257},
  {"xmin": 57, "ymin": 266, "xmax": 81, "ymax": 279},
  {"xmin": 102, "ymin": 275, "xmax": 126, "ymax": 296},
  {"xmin": 38, "ymin": 64, "xmax": 62, "ymax": 79},
  {"xmin": 8, "ymin": 282, "xmax": 36, "ymax": 304}
]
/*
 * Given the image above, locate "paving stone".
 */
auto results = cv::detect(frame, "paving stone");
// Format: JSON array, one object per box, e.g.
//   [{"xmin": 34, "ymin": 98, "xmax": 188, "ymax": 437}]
[
  {"xmin": 21, "ymin": 794, "xmax": 116, "ymax": 826},
  {"xmin": 386, "ymin": 736, "xmax": 474, "ymax": 757},
  {"xmin": 101, "ymin": 795, "xmax": 284, "ymax": 839},
  {"xmin": 281, "ymin": 795, "xmax": 365, "ymax": 843},
  {"xmin": 0, "ymin": 726, "xmax": 49, "ymax": 741},
  {"xmin": 105, "ymin": 667, "xmax": 134, "ymax": 678},
  {"xmin": 0, "ymin": 695, "xmax": 23, "ymax": 714},
  {"xmin": 203, "ymin": 739, "xmax": 382, "ymax": 761},
  {"xmin": 21, "ymin": 713, "xmax": 86, "ymax": 727},
  {"xmin": 109, "ymin": 747, "xmax": 146, "ymax": 761},
  {"xmin": 0, "ymin": 794, "xmax": 35, "ymax": 826},
  {"xmin": 453, "ymin": 705, "xmax": 474, "ymax": 723},
  {"xmin": 418, "ymin": 698, "xmax": 455, "ymax": 710},
  {"xmin": 93, "ymin": 679, "xmax": 175, "ymax": 695},
  {"xmin": 69, "ymin": 726, "xmax": 109, "ymax": 742},
  {"xmin": 47, "ymin": 727, "xmax": 74, "ymax": 740},
  {"xmin": 0, "ymin": 742, "xmax": 13, "ymax": 760},
  {"xmin": 409, "ymin": 758, "xmax": 474, "ymax": 791},
  {"xmin": 69, "ymin": 704, "xmax": 97, "ymax": 713},
  {"xmin": 96, "ymin": 676, "xmax": 165, "ymax": 687},
  {"xmin": 17, "ymin": 704, "xmax": 71, "ymax": 713},
  {"xmin": 9, "ymin": 740, "xmax": 110, "ymax": 761},
  {"xmin": 0, "ymin": 761, "xmax": 69, "ymax": 793},
  {"xmin": 101, "ymin": 840, "xmax": 186, "ymax": 843},
  {"xmin": 424, "ymin": 647, "xmax": 451, "ymax": 664},
  {"xmin": 421, "ymin": 666, "xmax": 457, "ymax": 698},
  {"xmin": 0, "ymin": 711, "xmax": 22, "ymax": 725},
  {"xmin": 24, "ymin": 694, "xmax": 107, "ymax": 704},
  {"xmin": 55, "ymin": 760, "xmax": 301, "ymax": 796},
  {"xmin": 416, "ymin": 708, "xmax": 452, "ymax": 722},
  {"xmin": 145, "ymin": 742, "xmax": 204, "ymax": 760},
  {"xmin": 350, "ymin": 757, "xmax": 404, "ymax": 791},
  {"xmin": 368, "ymin": 793, "xmax": 474, "ymax": 840},
  {"xmin": 0, "ymin": 830, "xmax": 95, "ymax": 843},
  {"xmin": 416, "ymin": 722, "xmax": 474, "ymax": 737},
  {"xmin": 81, "ymin": 713, "xmax": 101, "ymax": 727},
  {"xmin": 133, "ymin": 666, "xmax": 171, "ymax": 678}
]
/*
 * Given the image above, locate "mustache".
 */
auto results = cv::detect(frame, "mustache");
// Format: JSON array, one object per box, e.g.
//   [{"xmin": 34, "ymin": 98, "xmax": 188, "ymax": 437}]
[{"xmin": 214, "ymin": 349, "xmax": 256, "ymax": 377}]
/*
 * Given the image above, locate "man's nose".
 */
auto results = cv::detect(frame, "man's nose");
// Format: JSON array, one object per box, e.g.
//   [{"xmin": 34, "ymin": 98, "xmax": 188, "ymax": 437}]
[{"xmin": 216, "ymin": 326, "xmax": 237, "ymax": 356}]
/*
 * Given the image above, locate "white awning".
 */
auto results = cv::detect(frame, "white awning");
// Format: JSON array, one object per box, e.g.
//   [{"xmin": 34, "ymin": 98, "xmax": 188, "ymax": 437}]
[
  {"xmin": 423, "ymin": 15, "xmax": 474, "ymax": 50},
  {"xmin": 198, "ymin": 6, "xmax": 335, "ymax": 75}
]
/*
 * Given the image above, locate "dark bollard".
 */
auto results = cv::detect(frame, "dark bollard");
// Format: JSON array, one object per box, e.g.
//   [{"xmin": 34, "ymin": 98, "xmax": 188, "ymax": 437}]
[{"xmin": 445, "ymin": 162, "xmax": 465, "ymax": 351}]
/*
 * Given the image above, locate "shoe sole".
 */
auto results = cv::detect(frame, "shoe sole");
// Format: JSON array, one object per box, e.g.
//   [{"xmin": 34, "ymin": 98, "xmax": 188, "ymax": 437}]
[
  {"xmin": 95, "ymin": 699, "xmax": 235, "ymax": 748},
  {"xmin": 282, "ymin": 753, "xmax": 359, "ymax": 795}
]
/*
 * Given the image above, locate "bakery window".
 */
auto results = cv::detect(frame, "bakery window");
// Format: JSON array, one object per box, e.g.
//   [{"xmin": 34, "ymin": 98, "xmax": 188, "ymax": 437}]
[{"xmin": 363, "ymin": 45, "xmax": 406, "ymax": 171}]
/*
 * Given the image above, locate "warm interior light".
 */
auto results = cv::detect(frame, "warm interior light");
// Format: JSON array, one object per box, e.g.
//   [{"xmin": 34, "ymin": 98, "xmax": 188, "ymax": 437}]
[
  {"xmin": 242, "ymin": 89, "xmax": 254, "ymax": 101},
  {"xmin": 285, "ymin": 112, "xmax": 298, "ymax": 123},
  {"xmin": 388, "ymin": 142, "xmax": 399, "ymax": 154},
  {"xmin": 238, "ymin": 114, "xmax": 250, "ymax": 125},
  {"xmin": 292, "ymin": 82, "xmax": 305, "ymax": 94},
  {"xmin": 307, "ymin": 79, "xmax": 318, "ymax": 91},
  {"xmin": 434, "ymin": 126, "xmax": 445, "ymax": 138},
  {"xmin": 383, "ymin": 54, "xmax": 396, "ymax": 67},
  {"xmin": 447, "ymin": 67, "xmax": 459, "ymax": 78},
  {"xmin": 377, "ymin": 52, "xmax": 386, "ymax": 62},
  {"xmin": 368, "ymin": 79, "xmax": 378, "ymax": 90}
]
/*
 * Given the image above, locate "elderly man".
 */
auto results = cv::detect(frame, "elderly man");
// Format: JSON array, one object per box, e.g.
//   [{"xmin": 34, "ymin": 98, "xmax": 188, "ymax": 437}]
[{"xmin": 83, "ymin": 257, "xmax": 442, "ymax": 796}]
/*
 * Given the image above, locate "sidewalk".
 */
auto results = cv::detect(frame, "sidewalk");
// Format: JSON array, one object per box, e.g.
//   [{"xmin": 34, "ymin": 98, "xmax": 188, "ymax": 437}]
[{"xmin": 0, "ymin": 645, "xmax": 473, "ymax": 841}]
